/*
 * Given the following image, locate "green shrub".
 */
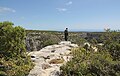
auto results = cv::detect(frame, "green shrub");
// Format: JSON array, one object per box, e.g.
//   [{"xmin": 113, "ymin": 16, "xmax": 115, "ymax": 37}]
[
  {"xmin": 43, "ymin": 39, "xmax": 57, "ymax": 47},
  {"xmin": 60, "ymin": 48, "xmax": 120, "ymax": 76},
  {"xmin": 0, "ymin": 21, "xmax": 26, "ymax": 58},
  {"xmin": 102, "ymin": 31, "xmax": 120, "ymax": 61},
  {"xmin": 0, "ymin": 21, "xmax": 33, "ymax": 76}
]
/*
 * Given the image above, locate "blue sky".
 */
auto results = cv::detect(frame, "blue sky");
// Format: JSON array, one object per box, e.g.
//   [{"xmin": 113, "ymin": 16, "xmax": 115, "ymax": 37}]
[{"xmin": 0, "ymin": 0, "xmax": 120, "ymax": 31}]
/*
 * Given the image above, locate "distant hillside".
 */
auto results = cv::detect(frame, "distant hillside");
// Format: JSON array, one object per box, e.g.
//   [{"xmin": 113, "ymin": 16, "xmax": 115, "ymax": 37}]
[{"xmin": 25, "ymin": 30, "xmax": 106, "ymax": 51}]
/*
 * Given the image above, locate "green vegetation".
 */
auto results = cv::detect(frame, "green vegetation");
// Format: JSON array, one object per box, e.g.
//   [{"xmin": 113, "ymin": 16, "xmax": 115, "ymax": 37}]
[
  {"xmin": 60, "ymin": 48, "xmax": 120, "ymax": 76},
  {"xmin": 26, "ymin": 30, "xmax": 88, "ymax": 51},
  {"xmin": 0, "ymin": 21, "xmax": 33, "ymax": 76},
  {"xmin": 102, "ymin": 31, "xmax": 120, "ymax": 61},
  {"xmin": 60, "ymin": 31, "xmax": 120, "ymax": 76},
  {"xmin": 1, "ymin": 21, "xmax": 119, "ymax": 76}
]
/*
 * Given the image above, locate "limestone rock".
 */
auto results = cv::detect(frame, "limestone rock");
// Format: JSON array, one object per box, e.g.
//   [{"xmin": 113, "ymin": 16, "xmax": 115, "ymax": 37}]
[
  {"xmin": 42, "ymin": 64, "xmax": 51, "ymax": 69},
  {"xmin": 28, "ymin": 41, "xmax": 78, "ymax": 76},
  {"xmin": 59, "ymin": 41, "xmax": 71, "ymax": 45}
]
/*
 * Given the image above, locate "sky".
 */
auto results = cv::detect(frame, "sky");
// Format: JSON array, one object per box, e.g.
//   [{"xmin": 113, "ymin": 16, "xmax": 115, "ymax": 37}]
[{"xmin": 0, "ymin": 0, "xmax": 120, "ymax": 31}]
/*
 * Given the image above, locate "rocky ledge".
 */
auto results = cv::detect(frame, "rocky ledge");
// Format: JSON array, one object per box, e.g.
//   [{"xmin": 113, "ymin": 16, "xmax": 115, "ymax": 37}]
[{"xmin": 28, "ymin": 41, "xmax": 78, "ymax": 76}]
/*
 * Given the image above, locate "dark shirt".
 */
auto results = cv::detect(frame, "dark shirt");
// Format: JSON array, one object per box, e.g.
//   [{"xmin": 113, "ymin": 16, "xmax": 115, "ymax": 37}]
[{"xmin": 64, "ymin": 29, "xmax": 68, "ymax": 36}]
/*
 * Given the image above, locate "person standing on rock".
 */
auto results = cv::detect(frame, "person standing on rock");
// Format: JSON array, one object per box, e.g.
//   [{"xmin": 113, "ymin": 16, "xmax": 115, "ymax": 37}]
[{"xmin": 64, "ymin": 28, "xmax": 68, "ymax": 41}]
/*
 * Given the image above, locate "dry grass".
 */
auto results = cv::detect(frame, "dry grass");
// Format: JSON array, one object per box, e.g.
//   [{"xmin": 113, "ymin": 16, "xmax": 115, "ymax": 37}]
[{"xmin": 49, "ymin": 59, "xmax": 64, "ymax": 64}]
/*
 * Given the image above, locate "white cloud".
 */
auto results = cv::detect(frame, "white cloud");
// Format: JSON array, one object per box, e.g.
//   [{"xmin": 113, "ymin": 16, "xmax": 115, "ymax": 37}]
[
  {"xmin": 66, "ymin": 1, "xmax": 72, "ymax": 5},
  {"xmin": 0, "ymin": 7, "xmax": 16, "ymax": 14},
  {"xmin": 56, "ymin": 8, "xmax": 67, "ymax": 12}
]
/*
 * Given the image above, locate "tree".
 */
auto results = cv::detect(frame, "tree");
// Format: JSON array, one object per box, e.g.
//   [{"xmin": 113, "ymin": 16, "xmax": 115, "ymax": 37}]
[
  {"xmin": 0, "ymin": 21, "xmax": 33, "ymax": 76},
  {"xmin": 0, "ymin": 21, "xmax": 26, "ymax": 58}
]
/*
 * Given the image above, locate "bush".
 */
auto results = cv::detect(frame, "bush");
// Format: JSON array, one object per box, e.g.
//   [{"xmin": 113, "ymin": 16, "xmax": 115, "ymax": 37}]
[
  {"xmin": 43, "ymin": 39, "xmax": 57, "ymax": 47},
  {"xmin": 60, "ymin": 48, "xmax": 120, "ymax": 76},
  {"xmin": 102, "ymin": 31, "xmax": 120, "ymax": 61},
  {"xmin": 106, "ymin": 42, "xmax": 120, "ymax": 61}
]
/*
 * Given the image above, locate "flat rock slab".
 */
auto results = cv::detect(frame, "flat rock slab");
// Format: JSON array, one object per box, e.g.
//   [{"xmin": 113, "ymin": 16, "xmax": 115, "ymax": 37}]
[{"xmin": 28, "ymin": 41, "xmax": 78, "ymax": 76}]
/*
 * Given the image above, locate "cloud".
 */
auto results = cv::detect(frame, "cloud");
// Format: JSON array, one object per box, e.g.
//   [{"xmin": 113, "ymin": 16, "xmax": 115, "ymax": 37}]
[
  {"xmin": 66, "ymin": 1, "xmax": 72, "ymax": 5},
  {"xmin": 56, "ymin": 1, "xmax": 72, "ymax": 13},
  {"xmin": 56, "ymin": 8, "xmax": 67, "ymax": 12},
  {"xmin": 0, "ymin": 7, "xmax": 16, "ymax": 14}
]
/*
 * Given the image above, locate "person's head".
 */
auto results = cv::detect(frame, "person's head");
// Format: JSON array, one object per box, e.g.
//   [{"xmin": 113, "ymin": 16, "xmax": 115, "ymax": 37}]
[{"xmin": 66, "ymin": 28, "xmax": 68, "ymax": 30}]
